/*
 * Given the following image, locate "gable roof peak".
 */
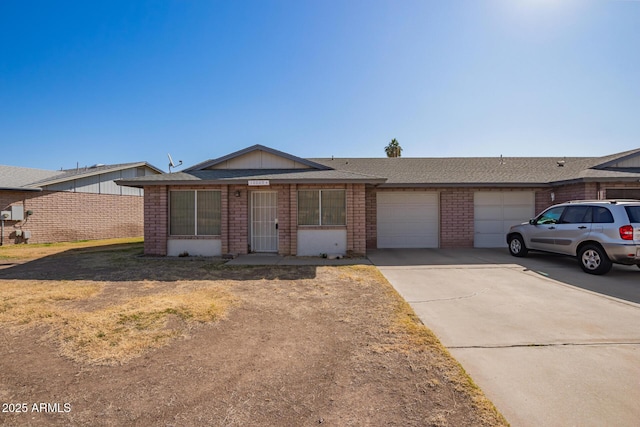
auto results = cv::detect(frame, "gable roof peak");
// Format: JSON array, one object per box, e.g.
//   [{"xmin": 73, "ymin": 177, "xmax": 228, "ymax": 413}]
[
  {"xmin": 184, "ymin": 144, "xmax": 333, "ymax": 171},
  {"xmin": 591, "ymin": 147, "xmax": 640, "ymax": 169}
]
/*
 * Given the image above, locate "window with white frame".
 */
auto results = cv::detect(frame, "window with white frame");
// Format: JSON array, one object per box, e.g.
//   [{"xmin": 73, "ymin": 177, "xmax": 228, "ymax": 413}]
[
  {"xmin": 298, "ymin": 189, "xmax": 346, "ymax": 226},
  {"xmin": 170, "ymin": 190, "xmax": 221, "ymax": 235}
]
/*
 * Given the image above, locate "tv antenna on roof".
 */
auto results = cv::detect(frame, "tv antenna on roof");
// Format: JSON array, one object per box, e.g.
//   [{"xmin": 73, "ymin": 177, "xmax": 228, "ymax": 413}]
[{"xmin": 168, "ymin": 153, "xmax": 183, "ymax": 172}]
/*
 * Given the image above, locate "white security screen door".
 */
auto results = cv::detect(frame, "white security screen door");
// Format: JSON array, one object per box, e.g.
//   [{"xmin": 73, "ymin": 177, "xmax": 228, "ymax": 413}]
[{"xmin": 251, "ymin": 191, "xmax": 278, "ymax": 252}]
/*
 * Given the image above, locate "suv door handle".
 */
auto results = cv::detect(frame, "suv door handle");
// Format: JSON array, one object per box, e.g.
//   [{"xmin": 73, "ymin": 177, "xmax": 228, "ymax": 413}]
[
  {"xmin": 548, "ymin": 226, "xmax": 556, "ymax": 230},
  {"xmin": 578, "ymin": 226, "xmax": 588, "ymax": 229}
]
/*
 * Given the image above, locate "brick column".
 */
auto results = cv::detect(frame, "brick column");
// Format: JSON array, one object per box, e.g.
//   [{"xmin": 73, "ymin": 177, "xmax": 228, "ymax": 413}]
[
  {"xmin": 290, "ymin": 184, "xmax": 297, "ymax": 255},
  {"xmin": 440, "ymin": 189, "xmax": 474, "ymax": 248},
  {"xmin": 351, "ymin": 184, "xmax": 366, "ymax": 255},
  {"xmin": 346, "ymin": 184, "xmax": 354, "ymax": 252},
  {"xmin": 365, "ymin": 186, "xmax": 377, "ymax": 250},
  {"xmin": 277, "ymin": 185, "xmax": 291, "ymax": 255},
  {"xmin": 144, "ymin": 186, "xmax": 168, "ymax": 256},
  {"xmin": 228, "ymin": 185, "xmax": 248, "ymax": 254}
]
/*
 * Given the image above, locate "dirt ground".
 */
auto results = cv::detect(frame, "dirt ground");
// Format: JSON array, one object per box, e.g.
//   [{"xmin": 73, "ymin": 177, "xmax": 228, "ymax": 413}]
[{"xmin": 0, "ymin": 241, "xmax": 507, "ymax": 426}]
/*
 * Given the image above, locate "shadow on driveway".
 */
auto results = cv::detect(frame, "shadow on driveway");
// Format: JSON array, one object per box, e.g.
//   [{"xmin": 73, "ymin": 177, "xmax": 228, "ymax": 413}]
[{"xmin": 368, "ymin": 248, "xmax": 640, "ymax": 304}]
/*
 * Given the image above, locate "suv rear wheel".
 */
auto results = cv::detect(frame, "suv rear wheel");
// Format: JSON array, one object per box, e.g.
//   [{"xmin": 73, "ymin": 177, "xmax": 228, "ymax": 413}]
[
  {"xmin": 578, "ymin": 244, "xmax": 612, "ymax": 275},
  {"xmin": 508, "ymin": 235, "xmax": 528, "ymax": 257}
]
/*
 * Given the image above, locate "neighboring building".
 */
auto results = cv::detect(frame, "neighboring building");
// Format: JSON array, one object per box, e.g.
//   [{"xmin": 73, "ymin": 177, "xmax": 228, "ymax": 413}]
[
  {"xmin": 117, "ymin": 145, "xmax": 640, "ymax": 257},
  {"xmin": 0, "ymin": 162, "xmax": 163, "ymax": 245}
]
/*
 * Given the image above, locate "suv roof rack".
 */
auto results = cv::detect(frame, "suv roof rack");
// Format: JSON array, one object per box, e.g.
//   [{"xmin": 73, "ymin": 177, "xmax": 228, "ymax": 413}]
[{"xmin": 566, "ymin": 199, "xmax": 640, "ymax": 204}]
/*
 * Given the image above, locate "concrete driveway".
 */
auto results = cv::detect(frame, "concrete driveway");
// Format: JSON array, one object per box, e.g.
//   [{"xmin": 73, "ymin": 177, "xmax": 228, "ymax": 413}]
[{"xmin": 369, "ymin": 249, "xmax": 640, "ymax": 427}]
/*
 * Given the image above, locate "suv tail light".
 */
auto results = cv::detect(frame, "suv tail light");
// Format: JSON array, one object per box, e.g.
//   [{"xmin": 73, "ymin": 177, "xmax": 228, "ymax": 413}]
[{"xmin": 619, "ymin": 225, "xmax": 634, "ymax": 241}]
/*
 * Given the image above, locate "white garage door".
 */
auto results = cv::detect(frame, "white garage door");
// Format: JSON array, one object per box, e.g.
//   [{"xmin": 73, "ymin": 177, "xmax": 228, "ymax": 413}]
[
  {"xmin": 474, "ymin": 192, "xmax": 535, "ymax": 248},
  {"xmin": 377, "ymin": 192, "xmax": 439, "ymax": 248}
]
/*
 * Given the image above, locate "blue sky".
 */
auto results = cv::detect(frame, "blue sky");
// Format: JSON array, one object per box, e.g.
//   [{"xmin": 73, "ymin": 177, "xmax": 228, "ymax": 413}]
[{"xmin": 1, "ymin": 0, "xmax": 639, "ymax": 171}]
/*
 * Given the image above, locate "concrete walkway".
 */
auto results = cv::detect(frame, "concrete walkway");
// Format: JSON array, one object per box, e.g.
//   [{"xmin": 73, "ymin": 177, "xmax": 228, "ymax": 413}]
[
  {"xmin": 225, "ymin": 253, "xmax": 371, "ymax": 266},
  {"xmin": 368, "ymin": 249, "xmax": 640, "ymax": 427}
]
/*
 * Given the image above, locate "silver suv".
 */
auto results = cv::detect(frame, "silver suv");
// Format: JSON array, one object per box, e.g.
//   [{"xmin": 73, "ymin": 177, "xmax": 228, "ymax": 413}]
[{"xmin": 507, "ymin": 200, "xmax": 640, "ymax": 274}]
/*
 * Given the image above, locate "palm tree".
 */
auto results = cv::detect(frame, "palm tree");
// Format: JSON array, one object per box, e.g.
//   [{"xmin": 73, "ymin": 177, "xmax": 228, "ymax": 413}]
[{"xmin": 384, "ymin": 138, "xmax": 402, "ymax": 158}]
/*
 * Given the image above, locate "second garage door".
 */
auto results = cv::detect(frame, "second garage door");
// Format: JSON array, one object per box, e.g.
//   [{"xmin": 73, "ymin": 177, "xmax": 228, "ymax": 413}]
[
  {"xmin": 377, "ymin": 192, "xmax": 439, "ymax": 248},
  {"xmin": 474, "ymin": 191, "xmax": 535, "ymax": 247}
]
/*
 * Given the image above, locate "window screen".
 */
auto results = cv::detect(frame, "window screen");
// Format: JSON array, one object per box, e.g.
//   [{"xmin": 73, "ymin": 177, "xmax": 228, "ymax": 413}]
[
  {"xmin": 170, "ymin": 191, "xmax": 195, "ymax": 235},
  {"xmin": 197, "ymin": 191, "xmax": 221, "ymax": 235},
  {"xmin": 170, "ymin": 190, "xmax": 221, "ymax": 235},
  {"xmin": 321, "ymin": 190, "xmax": 346, "ymax": 225},
  {"xmin": 297, "ymin": 190, "xmax": 346, "ymax": 226},
  {"xmin": 298, "ymin": 190, "xmax": 320, "ymax": 225}
]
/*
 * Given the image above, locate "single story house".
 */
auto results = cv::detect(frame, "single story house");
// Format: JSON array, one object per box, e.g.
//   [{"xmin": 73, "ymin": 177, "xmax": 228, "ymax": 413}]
[
  {"xmin": 0, "ymin": 162, "xmax": 162, "ymax": 245},
  {"xmin": 117, "ymin": 145, "xmax": 640, "ymax": 257}
]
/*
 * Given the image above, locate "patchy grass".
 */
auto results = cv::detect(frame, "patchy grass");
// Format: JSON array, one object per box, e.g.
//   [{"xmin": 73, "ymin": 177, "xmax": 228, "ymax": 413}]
[
  {"xmin": 0, "ymin": 278, "xmax": 235, "ymax": 365},
  {"xmin": 0, "ymin": 280, "xmax": 103, "ymax": 324},
  {"xmin": 0, "ymin": 237, "xmax": 143, "ymax": 260},
  {"xmin": 0, "ymin": 240, "xmax": 508, "ymax": 426},
  {"xmin": 55, "ymin": 287, "xmax": 235, "ymax": 365}
]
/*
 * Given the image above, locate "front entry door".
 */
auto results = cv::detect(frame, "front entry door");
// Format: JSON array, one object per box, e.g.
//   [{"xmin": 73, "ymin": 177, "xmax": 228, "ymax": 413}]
[{"xmin": 250, "ymin": 191, "xmax": 278, "ymax": 252}]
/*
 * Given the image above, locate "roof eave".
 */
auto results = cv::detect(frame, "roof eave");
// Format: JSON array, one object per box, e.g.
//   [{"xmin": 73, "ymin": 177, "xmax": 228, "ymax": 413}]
[
  {"xmin": 118, "ymin": 178, "xmax": 386, "ymax": 188},
  {"xmin": 551, "ymin": 176, "xmax": 640, "ymax": 186},
  {"xmin": 0, "ymin": 186, "xmax": 43, "ymax": 192},
  {"xmin": 35, "ymin": 162, "xmax": 163, "ymax": 187},
  {"xmin": 378, "ymin": 182, "xmax": 551, "ymax": 188}
]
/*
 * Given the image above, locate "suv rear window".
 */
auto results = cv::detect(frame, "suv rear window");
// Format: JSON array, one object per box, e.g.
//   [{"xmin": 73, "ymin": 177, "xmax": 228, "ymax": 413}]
[
  {"xmin": 592, "ymin": 207, "xmax": 614, "ymax": 223},
  {"xmin": 625, "ymin": 206, "xmax": 640, "ymax": 223}
]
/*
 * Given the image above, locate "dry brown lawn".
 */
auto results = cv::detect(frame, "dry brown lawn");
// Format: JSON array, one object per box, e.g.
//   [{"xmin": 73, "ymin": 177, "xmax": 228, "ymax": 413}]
[{"xmin": 0, "ymin": 239, "xmax": 507, "ymax": 426}]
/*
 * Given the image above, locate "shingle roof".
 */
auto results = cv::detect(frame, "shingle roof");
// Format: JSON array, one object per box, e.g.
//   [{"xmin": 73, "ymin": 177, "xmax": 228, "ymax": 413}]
[
  {"xmin": 117, "ymin": 168, "xmax": 386, "ymax": 187},
  {"xmin": 114, "ymin": 147, "xmax": 640, "ymax": 188},
  {"xmin": 0, "ymin": 162, "xmax": 164, "ymax": 191},
  {"xmin": 0, "ymin": 165, "xmax": 62, "ymax": 191},
  {"xmin": 310, "ymin": 149, "xmax": 640, "ymax": 186},
  {"xmin": 311, "ymin": 157, "xmax": 567, "ymax": 185}
]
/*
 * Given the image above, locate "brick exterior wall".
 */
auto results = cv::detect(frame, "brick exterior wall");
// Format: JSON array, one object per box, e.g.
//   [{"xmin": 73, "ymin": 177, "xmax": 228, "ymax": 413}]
[
  {"xmin": 346, "ymin": 185, "xmax": 354, "ymax": 252},
  {"xmin": 140, "ymin": 183, "xmax": 366, "ymax": 257},
  {"xmin": 440, "ymin": 189, "xmax": 475, "ymax": 248},
  {"xmin": 350, "ymin": 184, "xmax": 366, "ymax": 255},
  {"xmin": 0, "ymin": 190, "xmax": 143, "ymax": 246},
  {"xmin": 535, "ymin": 182, "xmax": 609, "ymax": 213},
  {"xmin": 139, "ymin": 180, "xmax": 640, "ymax": 256},
  {"xmin": 228, "ymin": 185, "xmax": 249, "ymax": 254},
  {"xmin": 366, "ymin": 187, "xmax": 458, "ymax": 248},
  {"xmin": 275, "ymin": 185, "xmax": 291, "ymax": 255},
  {"xmin": 367, "ymin": 186, "xmax": 552, "ymax": 249},
  {"xmin": 143, "ymin": 186, "xmax": 168, "ymax": 256},
  {"xmin": 291, "ymin": 183, "xmax": 366, "ymax": 256},
  {"xmin": 365, "ymin": 185, "xmax": 377, "ymax": 249},
  {"xmin": 289, "ymin": 184, "xmax": 298, "ymax": 255}
]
